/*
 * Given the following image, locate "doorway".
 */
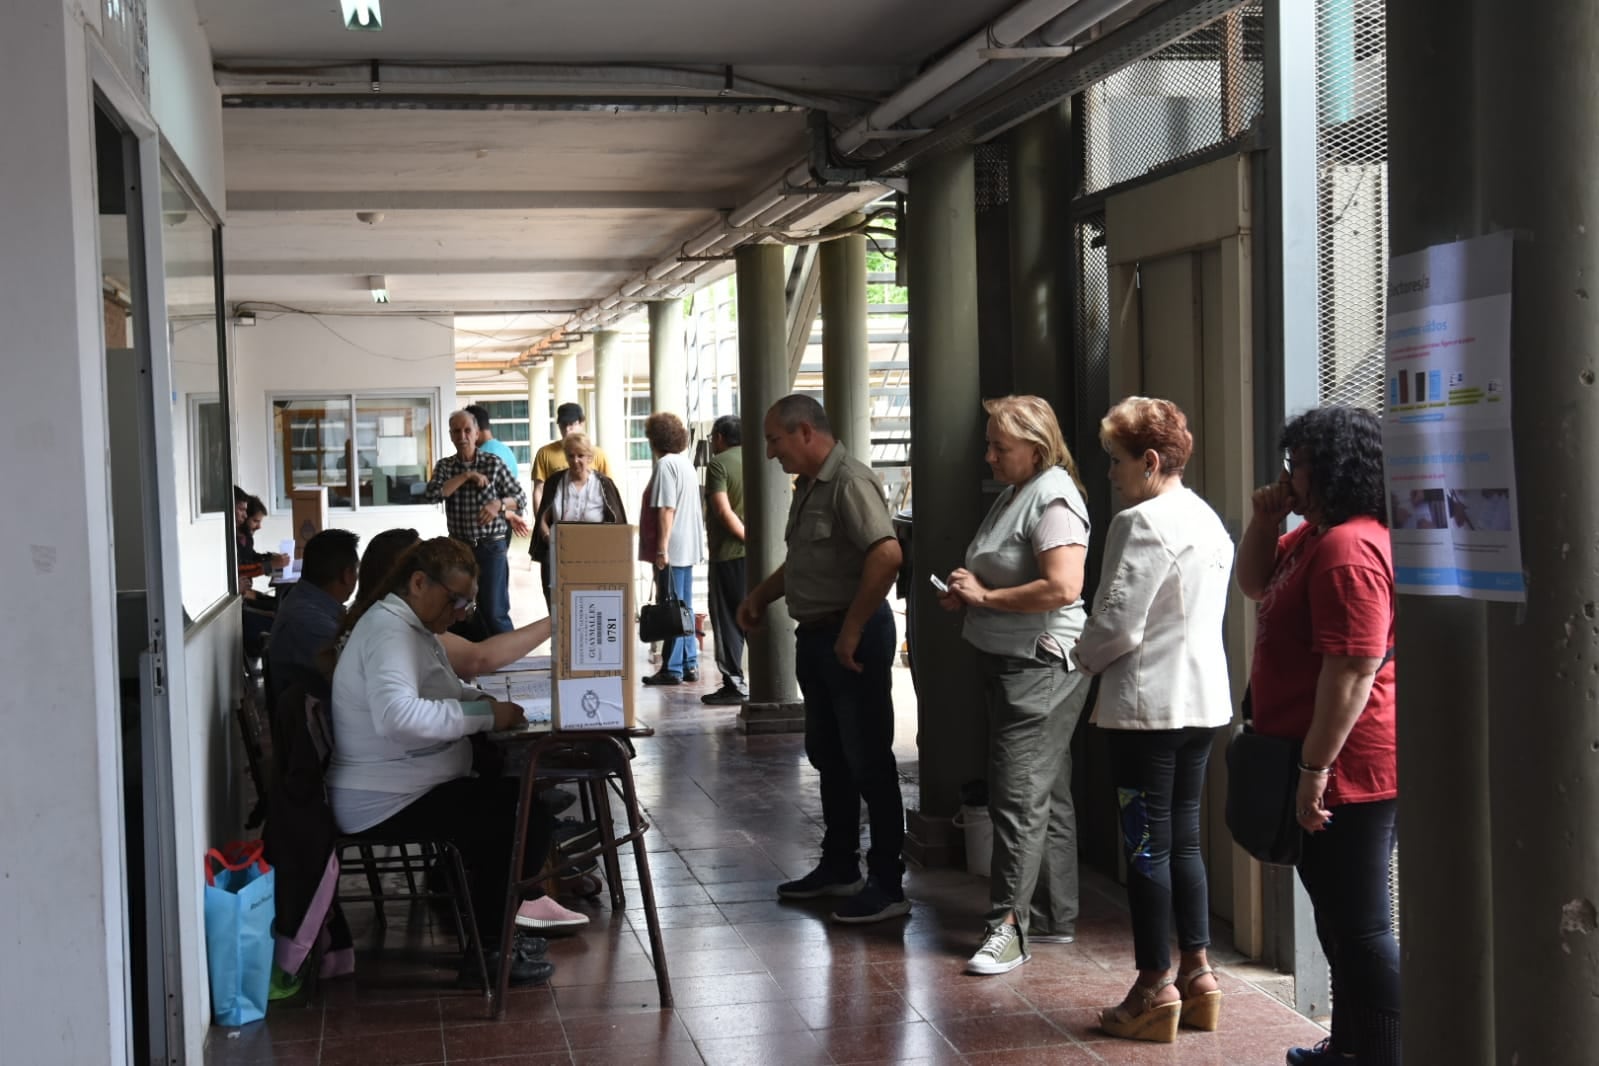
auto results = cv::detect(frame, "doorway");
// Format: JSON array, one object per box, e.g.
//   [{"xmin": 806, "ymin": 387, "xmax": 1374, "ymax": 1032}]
[{"xmin": 1104, "ymin": 153, "xmax": 1262, "ymax": 955}]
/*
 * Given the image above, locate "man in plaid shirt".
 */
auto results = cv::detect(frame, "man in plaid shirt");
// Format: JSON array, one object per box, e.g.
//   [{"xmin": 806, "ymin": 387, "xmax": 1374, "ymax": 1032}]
[{"xmin": 426, "ymin": 409, "xmax": 529, "ymax": 635}]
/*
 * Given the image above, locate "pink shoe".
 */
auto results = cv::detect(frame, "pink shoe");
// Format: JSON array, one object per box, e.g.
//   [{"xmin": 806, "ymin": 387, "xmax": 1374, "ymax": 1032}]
[{"xmin": 514, "ymin": 896, "xmax": 589, "ymax": 931}]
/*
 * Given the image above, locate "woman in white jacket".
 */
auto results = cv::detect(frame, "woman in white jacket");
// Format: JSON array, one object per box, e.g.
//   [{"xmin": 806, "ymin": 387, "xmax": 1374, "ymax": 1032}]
[
  {"xmin": 327, "ymin": 537, "xmax": 580, "ymax": 986},
  {"xmin": 1071, "ymin": 397, "xmax": 1235, "ymax": 1044}
]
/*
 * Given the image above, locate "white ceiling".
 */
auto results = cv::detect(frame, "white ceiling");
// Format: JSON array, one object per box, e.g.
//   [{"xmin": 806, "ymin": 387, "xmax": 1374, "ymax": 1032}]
[{"xmin": 195, "ymin": 0, "xmax": 1037, "ymax": 360}]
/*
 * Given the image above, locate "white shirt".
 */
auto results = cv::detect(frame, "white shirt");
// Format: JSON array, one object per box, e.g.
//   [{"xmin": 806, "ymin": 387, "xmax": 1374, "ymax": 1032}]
[
  {"xmin": 1073, "ymin": 487, "xmax": 1236, "ymax": 731},
  {"xmin": 327, "ymin": 594, "xmax": 495, "ymax": 831},
  {"xmin": 651, "ymin": 451, "xmax": 705, "ymax": 567},
  {"xmin": 556, "ymin": 474, "xmax": 606, "ymax": 523}
]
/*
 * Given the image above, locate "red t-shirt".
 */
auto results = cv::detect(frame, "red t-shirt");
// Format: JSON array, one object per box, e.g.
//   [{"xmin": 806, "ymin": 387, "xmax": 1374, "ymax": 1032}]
[{"xmin": 1249, "ymin": 516, "xmax": 1397, "ymax": 806}]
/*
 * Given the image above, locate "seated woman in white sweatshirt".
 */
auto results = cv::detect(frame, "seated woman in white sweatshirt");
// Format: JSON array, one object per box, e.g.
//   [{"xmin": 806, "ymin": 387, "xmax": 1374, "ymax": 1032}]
[
  {"xmin": 326, "ymin": 537, "xmax": 584, "ymax": 987},
  {"xmin": 1070, "ymin": 397, "xmax": 1236, "ymax": 1044}
]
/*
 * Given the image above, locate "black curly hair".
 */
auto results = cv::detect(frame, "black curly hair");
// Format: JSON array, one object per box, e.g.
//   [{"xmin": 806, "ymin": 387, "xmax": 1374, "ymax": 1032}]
[{"xmin": 1279, "ymin": 406, "xmax": 1388, "ymax": 526}]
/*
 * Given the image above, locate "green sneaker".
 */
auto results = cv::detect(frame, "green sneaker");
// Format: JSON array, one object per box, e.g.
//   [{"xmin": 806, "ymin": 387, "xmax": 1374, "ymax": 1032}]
[
  {"xmin": 965, "ymin": 923, "xmax": 1029, "ymax": 975},
  {"xmin": 268, "ymin": 963, "xmax": 303, "ymax": 1002}
]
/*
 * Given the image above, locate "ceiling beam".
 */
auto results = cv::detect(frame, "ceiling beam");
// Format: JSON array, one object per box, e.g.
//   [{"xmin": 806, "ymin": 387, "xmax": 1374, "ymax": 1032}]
[
  {"xmin": 224, "ymin": 257, "xmax": 654, "ymax": 276},
  {"xmin": 227, "ymin": 190, "xmax": 731, "ymax": 212}
]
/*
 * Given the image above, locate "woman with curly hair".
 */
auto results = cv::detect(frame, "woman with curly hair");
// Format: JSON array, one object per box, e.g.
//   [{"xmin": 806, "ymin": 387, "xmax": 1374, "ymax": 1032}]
[
  {"xmin": 1071, "ymin": 397, "xmax": 1236, "ymax": 1043},
  {"xmin": 1237, "ymin": 405, "xmax": 1399, "ymax": 1066}
]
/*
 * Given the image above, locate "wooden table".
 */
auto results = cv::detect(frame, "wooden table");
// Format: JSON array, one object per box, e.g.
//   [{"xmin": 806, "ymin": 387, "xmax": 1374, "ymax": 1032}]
[{"xmin": 483, "ymin": 723, "xmax": 672, "ymax": 1018}]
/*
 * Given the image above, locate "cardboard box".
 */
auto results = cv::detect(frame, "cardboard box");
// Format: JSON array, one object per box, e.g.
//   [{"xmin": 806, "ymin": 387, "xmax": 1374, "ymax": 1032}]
[
  {"xmin": 289, "ymin": 486, "xmax": 328, "ymax": 559},
  {"xmin": 549, "ymin": 523, "xmax": 636, "ymax": 731}
]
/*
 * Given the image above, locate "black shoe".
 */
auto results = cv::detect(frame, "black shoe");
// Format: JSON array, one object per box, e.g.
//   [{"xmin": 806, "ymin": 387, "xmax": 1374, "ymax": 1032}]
[
  {"xmin": 1286, "ymin": 1039, "xmax": 1355, "ymax": 1065},
  {"xmin": 701, "ymin": 682, "xmax": 746, "ymax": 705},
  {"xmin": 642, "ymin": 670, "xmax": 682, "ymax": 686},
  {"xmin": 514, "ymin": 932, "xmax": 548, "ymax": 959},
  {"xmin": 554, "ymin": 818, "xmax": 600, "ymax": 852},
  {"xmin": 539, "ymin": 787, "xmax": 578, "ymax": 816},
  {"xmin": 457, "ymin": 949, "xmax": 554, "ymax": 988},
  {"xmin": 778, "ymin": 862, "xmax": 865, "ymax": 900},
  {"xmin": 683, "ymin": 667, "xmax": 700, "ymax": 682},
  {"xmin": 831, "ymin": 877, "xmax": 912, "ymax": 924}
]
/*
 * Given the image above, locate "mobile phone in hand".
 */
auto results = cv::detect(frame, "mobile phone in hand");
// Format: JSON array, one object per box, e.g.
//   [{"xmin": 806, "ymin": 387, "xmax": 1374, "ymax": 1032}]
[{"xmin": 928, "ymin": 573, "xmax": 949, "ymax": 594}]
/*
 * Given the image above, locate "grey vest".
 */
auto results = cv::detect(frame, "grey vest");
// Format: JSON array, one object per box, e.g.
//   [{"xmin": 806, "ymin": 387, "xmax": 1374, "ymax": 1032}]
[{"xmin": 961, "ymin": 465, "xmax": 1090, "ymax": 662}]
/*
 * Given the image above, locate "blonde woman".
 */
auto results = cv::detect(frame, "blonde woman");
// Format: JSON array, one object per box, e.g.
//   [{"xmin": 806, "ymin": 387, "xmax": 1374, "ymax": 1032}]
[{"xmin": 939, "ymin": 395, "xmax": 1092, "ymax": 975}]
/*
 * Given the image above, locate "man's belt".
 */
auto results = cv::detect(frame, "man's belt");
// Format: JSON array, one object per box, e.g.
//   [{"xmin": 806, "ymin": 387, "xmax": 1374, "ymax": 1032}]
[
  {"xmin": 793, "ymin": 610, "xmax": 849, "ymax": 632},
  {"xmin": 455, "ymin": 532, "xmax": 508, "ymax": 548}
]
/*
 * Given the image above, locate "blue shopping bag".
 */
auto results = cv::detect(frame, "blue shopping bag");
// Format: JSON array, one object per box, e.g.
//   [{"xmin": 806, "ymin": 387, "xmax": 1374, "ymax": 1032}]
[{"xmin": 203, "ymin": 840, "xmax": 276, "ymax": 1027}]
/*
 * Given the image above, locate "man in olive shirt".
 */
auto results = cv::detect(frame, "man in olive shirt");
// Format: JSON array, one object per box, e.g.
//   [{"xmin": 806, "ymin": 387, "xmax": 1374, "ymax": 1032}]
[
  {"xmin": 737, "ymin": 394, "xmax": 908, "ymax": 923},
  {"xmin": 702, "ymin": 414, "xmax": 747, "ymax": 705}
]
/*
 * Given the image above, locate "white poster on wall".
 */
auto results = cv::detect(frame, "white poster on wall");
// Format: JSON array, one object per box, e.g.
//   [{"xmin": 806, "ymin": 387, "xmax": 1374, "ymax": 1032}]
[{"xmin": 1383, "ymin": 231, "xmax": 1525, "ymax": 601}]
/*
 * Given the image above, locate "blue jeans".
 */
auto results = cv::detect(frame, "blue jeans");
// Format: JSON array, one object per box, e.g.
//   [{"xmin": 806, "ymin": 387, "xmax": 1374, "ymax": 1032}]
[
  {"xmin": 471, "ymin": 536, "xmax": 512, "ymax": 636},
  {"xmin": 660, "ymin": 565, "xmax": 698, "ymax": 677},
  {"xmin": 794, "ymin": 601, "xmax": 904, "ymax": 886}
]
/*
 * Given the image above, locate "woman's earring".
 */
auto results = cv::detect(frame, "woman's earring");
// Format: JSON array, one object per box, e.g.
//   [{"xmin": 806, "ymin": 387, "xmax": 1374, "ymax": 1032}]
[{"xmin": 1143, "ymin": 469, "xmax": 1152, "ymax": 481}]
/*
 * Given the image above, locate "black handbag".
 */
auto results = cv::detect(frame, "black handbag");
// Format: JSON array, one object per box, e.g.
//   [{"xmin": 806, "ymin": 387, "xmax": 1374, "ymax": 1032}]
[
  {"xmin": 638, "ymin": 573, "xmax": 693, "ymax": 643},
  {"xmin": 1224, "ymin": 686, "xmax": 1304, "ymax": 867}
]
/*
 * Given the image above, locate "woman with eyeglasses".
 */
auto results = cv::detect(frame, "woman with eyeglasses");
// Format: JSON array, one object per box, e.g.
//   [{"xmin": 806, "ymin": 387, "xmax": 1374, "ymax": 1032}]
[
  {"xmin": 326, "ymin": 537, "xmax": 584, "ymax": 988},
  {"xmin": 532, "ymin": 432, "xmax": 628, "ymax": 603}
]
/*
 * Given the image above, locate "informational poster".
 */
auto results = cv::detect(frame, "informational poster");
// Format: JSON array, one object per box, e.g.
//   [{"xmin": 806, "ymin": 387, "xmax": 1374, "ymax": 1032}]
[
  {"xmin": 1383, "ymin": 231, "xmax": 1525, "ymax": 601},
  {"xmin": 569, "ymin": 589, "xmax": 625, "ymax": 670}
]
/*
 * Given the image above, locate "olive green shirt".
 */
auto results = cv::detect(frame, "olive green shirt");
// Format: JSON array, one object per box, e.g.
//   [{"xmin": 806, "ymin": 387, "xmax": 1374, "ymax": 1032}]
[
  {"xmin": 783, "ymin": 442, "xmax": 895, "ymax": 623},
  {"xmin": 704, "ymin": 446, "xmax": 745, "ymax": 562}
]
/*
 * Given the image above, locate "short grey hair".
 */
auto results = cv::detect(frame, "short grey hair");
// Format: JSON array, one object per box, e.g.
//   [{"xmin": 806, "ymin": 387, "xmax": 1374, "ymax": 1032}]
[
  {"xmin": 769, "ymin": 393, "xmax": 831, "ymax": 435},
  {"xmin": 447, "ymin": 408, "xmax": 478, "ymax": 430}
]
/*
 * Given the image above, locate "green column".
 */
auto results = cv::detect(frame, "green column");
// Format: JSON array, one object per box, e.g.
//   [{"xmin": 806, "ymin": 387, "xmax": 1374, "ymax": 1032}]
[
  {"xmin": 1007, "ymin": 102, "xmax": 1073, "ymax": 413},
  {"xmin": 591, "ymin": 330, "xmax": 626, "ymax": 495},
  {"xmin": 821, "ymin": 213, "xmax": 872, "ymax": 464}
]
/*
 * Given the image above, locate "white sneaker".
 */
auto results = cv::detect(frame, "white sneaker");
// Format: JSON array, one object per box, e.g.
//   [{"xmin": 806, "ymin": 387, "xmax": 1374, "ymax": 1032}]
[
  {"xmin": 514, "ymin": 896, "xmax": 589, "ymax": 931},
  {"xmin": 966, "ymin": 923, "xmax": 1029, "ymax": 975}
]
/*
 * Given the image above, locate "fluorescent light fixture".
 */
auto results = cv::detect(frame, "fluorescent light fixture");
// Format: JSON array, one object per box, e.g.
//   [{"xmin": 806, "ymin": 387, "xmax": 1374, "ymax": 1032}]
[
  {"xmin": 367, "ymin": 275, "xmax": 390, "ymax": 303},
  {"xmin": 340, "ymin": 0, "xmax": 382, "ymax": 31}
]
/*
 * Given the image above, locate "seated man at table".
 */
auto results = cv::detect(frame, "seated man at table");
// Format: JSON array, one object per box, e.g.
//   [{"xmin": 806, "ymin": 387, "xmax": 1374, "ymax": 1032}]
[{"xmin": 268, "ymin": 528, "xmax": 360, "ymax": 704}]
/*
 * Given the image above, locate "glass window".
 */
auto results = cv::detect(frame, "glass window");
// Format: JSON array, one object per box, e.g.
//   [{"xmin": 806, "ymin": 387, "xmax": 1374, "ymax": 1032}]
[
  {"xmin": 478, "ymin": 398, "xmax": 531, "ymax": 467},
  {"xmin": 626, "ymin": 393, "xmax": 652, "ymax": 462},
  {"xmin": 161, "ymin": 163, "xmax": 232, "ymax": 623},
  {"xmin": 271, "ymin": 393, "xmax": 436, "ymax": 509}
]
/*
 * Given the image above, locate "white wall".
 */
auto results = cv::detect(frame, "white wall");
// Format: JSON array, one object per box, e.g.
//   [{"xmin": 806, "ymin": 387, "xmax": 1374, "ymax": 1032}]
[
  {"xmin": 147, "ymin": 0, "xmax": 226, "ymax": 212},
  {"xmin": 0, "ymin": 7, "xmax": 129, "ymax": 1064},
  {"xmin": 233, "ymin": 313, "xmax": 458, "ymax": 551},
  {"xmin": 186, "ymin": 606, "xmax": 246, "ymax": 861}
]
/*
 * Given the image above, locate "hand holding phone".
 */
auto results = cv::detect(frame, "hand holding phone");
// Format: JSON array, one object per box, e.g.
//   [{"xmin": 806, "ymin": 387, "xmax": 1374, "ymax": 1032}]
[{"xmin": 928, "ymin": 573, "xmax": 949, "ymax": 594}]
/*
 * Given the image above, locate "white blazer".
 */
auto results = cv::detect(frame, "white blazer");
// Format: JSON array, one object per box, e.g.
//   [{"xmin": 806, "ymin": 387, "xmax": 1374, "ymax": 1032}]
[{"xmin": 1073, "ymin": 487, "xmax": 1235, "ymax": 730}]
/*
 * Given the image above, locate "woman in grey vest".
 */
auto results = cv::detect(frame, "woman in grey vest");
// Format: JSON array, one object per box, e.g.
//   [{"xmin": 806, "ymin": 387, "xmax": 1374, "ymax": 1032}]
[
  {"xmin": 1071, "ymin": 397, "xmax": 1235, "ymax": 1043},
  {"xmin": 939, "ymin": 395, "xmax": 1093, "ymax": 977}
]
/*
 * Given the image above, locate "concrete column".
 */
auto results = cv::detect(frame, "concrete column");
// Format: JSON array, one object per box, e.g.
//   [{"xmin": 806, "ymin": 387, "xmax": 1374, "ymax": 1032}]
[
  {"xmin": 735, "ymin": 243, "xmax": 801, "ymax": 728},
  {"xmin": 1385, "ymin": 3, "xmax": 1494, "ymax": 1061},
  {"xmin": 648, "ymin": 299, "xmax": 686, "ymax": 417},
  {"xmin": 905, "ymin": 148, "xmax": 988, "ymax": 847},
  {"xmin": 1007, "ymin": 102, "xmax": 1072, "ymax": 413},
  {"xmin": 591, "ymin": 330, "xmax": 626, "ymax": 495},
  {"xmin": 1473, "ymin": 4, "xmax": 1599, "ymax": 1062},
  {"xmin": 525, "ymin": 362, "xmax": 550, "ymax": 447},
  {"xmin": 552, "ymin": 348, "xmax": 578, "ymax": 415},
  {"xmin": 821, "ymin": 213, "xmax": 872, "ymax": 464}
]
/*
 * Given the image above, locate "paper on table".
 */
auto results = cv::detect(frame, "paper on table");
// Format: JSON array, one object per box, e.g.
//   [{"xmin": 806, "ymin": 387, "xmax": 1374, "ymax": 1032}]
[
  {"xmin": 494, "ymin": 655, "xmax": 551, "ymax": 674},
  {"xmin": 555, "ymin": 675, "xmax": 625, "ymax": 730}
]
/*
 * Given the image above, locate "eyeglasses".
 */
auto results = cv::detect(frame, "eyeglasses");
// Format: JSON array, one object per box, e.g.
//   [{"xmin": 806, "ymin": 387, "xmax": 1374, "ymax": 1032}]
[
  {"xmin": 1282, "ymin": 453, "xmax": 1310, "ymax": 474},
  {"xmin": 425, "ymin": 572, "xmax": 476, "ymax": 614}
]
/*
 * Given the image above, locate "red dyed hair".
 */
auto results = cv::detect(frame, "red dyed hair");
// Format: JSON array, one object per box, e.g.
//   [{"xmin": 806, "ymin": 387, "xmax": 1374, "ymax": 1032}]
[{"xmin": 1099, "ymin": 396, "xmax": 1194, "ymax": 476}]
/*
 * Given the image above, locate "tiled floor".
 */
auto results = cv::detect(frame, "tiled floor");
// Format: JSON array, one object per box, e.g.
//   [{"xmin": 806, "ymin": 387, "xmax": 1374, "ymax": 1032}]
[{"xmin": 212, "ymin": 582, "xmax": 1325, "ymax": 1065}]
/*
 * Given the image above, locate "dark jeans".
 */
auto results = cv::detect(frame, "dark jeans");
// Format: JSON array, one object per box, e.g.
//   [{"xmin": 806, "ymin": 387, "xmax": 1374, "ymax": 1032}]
[
  {"xmin": 470, "ymin": 536, "xmax": 512, "ymax": 636},
  {"xmin": 365, "ymin": 775, "xmax": 553, "ymax": 942},
  {"xmin": 795, "ymin": 601, "xmax": 904, "ymax": 886},
  {"xmin": 1298, "ymin": 797, "xmax": 1401, "ymax": 1061},
  {"xmin": 658, "ymin": 566, "xmax": 698, "ymax": 677},
  {"xmin": 706, "ymin": 557, "xmax": 746, "ymax": 688},
  {"xmin": 1105, "ymin": 726, "xmax": 1219, "ymax": 971}
]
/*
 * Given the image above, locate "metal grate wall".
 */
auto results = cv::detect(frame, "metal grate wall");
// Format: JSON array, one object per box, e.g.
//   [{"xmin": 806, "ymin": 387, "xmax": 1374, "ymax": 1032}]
[{"xmin": 1314, "ymin": 0, "xmax": 1389, "ymax": 411}]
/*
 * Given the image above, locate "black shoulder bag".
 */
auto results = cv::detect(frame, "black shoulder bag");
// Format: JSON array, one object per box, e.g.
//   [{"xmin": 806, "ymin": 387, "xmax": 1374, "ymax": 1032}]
[
  {"xmin": 638, "ymin": 570, "xmax": 693, "ymax": 643},
  {"xmin": 1224, "ymin": 687, "xmax": 1305, "ymax": 867}
]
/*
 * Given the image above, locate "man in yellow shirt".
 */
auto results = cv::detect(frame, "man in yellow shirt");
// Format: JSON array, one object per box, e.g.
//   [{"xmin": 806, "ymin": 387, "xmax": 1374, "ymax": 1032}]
[{"xmin": 530, "ymin": 402, "xmax": 612, "ymax": 602}]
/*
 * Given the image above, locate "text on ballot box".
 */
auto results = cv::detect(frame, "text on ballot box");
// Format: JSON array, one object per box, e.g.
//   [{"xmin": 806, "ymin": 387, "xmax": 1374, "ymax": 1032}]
[{"xmin": 570, "ymin": 589, "xmax": 625, "ymax": 670}]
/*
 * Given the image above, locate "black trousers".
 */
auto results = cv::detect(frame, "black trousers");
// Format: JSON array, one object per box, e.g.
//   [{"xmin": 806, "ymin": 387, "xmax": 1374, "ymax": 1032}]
[
  {"xmin": 365, "ymin": 776, "xmax": 553, "ymax": 942},
  {"xmin": 1298, "ymin": 797, "xmax": 1401, "ymax": 1062},
  {"xmin": 1105, "ymin": 726, "xmax": 1219, "ymax": 971},
  {"xmin": 706, "ymin": 557, "xmax": 746, "ymax": 687}
]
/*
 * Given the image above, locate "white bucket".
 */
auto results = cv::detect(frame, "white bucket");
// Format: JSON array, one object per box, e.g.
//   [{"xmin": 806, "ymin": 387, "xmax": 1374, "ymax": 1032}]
[{"xmin": 952, "ymin": 804, "xmax": 993, "ymax": 878}]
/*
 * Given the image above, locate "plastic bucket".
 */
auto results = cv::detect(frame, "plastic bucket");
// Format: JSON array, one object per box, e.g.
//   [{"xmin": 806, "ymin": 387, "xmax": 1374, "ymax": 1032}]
[{"xmin": 952, "ymin": 804, "xmax": 993, "ymax": 878}]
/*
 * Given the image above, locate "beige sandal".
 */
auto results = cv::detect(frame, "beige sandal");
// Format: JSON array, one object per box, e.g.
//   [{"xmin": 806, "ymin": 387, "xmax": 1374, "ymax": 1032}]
[
  {"xmin": 1177, "ymin": 965, "xmax": 1223, "ymax": 1031},
  {"xmin": 1099, "ymin": 976, "xmax": 1181, "ymax": 1043}
]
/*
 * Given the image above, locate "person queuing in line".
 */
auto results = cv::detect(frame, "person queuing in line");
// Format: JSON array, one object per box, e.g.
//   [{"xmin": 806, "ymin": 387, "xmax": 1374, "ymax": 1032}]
[
  {"xmin": 267, "ymin": 528, "xmax": 359, "ymax": 704},
  {"xmin": 641, "ymin": 412, "xmax": 705, "ymax": 686},
  {"xmin": 1237, "ymin": 406, "xmax": 1399, "ymax": 1066},
  {"xmin": 464, "ymin": 403, "xmax": 521, "ymax": 484},
  {"xmin": 937, "ymin": 396, "xmax": 1093, "ymax": 976},
  {"xmin": 532, "ymin": 432, "xmax": 627, "ymax": 604},
  {"xmin": 425, "ymin": 409, "xmax": 528, "ymax": 636},
  {"xmin": 701, "ymin": 414, "xmax": 748, "ymax": 706},
  {"xmin": 530, "ymin": 402, "xmax": 612, "ymax": 603},
  {"xmin": 738, "ymin": 394, "xmax": 909, "ymax": 924},
  {"xmin": 326, "ymin": 538, "xmax": 565, "ymax": 987},
  {"xmin": 1068, "ymin": 397, "xmax": 1235, "ymax": 1044}
]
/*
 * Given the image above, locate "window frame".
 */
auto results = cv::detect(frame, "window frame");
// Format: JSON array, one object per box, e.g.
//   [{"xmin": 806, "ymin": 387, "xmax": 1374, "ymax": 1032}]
[
  {"xmin": 266, "ymin": 387, "xmax": 442, "ymax": 512},
  {"xmin": 186, "ymin": 392, "xmax": 230, "ymax": 520}
]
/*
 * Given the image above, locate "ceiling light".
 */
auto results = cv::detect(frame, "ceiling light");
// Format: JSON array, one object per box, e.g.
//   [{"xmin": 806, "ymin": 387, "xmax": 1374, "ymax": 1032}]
[
  {"xmin": 355, "ymin": 210, "xmax": 384, "ymax": 225},
  {"xmin": 367, "ymin": 275, "xmax": 390, "ymax": 303},
  {"xmin": 340, "ymin": 0, "xmax": 382, "ymax": 31}
]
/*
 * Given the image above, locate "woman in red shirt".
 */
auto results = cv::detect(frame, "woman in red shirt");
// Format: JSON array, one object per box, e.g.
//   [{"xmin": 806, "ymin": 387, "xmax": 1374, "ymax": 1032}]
[{"xmin": 1236, "ymin": 406, "xmax": 1398, "ymax": 1066}]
